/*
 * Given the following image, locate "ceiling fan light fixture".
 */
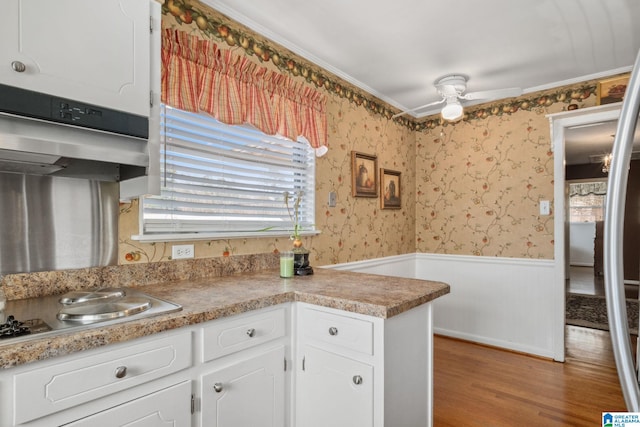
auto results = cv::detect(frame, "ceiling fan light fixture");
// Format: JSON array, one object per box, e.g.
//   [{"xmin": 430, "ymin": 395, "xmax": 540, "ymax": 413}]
[{"xmin": 441, "ymin": 99, "xmax": 463, "ymax": 121}]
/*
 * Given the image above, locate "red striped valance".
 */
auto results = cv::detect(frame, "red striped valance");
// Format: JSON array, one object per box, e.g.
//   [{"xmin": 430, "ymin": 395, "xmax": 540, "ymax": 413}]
[{"xmin": 161, "ymin": 28, "xmax": 327, "ymax": 149}]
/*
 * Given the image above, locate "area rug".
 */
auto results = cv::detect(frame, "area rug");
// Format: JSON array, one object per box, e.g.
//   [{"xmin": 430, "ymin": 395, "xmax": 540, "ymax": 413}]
[{"xmin": 566, "ymin": 293, "xmax": 639, "ymax": 335}]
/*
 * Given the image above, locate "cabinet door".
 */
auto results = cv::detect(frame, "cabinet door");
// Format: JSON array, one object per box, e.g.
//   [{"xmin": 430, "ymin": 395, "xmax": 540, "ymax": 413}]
[
  {"xmin": 201, "ymin": 346, "xmax": 285, "ymax": 427},
  {"xmin": 65, "ymin": 381, "xmax": 191, "ymax": 427},
  {"xmin": 297, "ymin": 345, "xmax": 374, "ymax": 427},
  {"xmin": 0, "ymin": 0, "xmax": 152, "ymax": 117}
]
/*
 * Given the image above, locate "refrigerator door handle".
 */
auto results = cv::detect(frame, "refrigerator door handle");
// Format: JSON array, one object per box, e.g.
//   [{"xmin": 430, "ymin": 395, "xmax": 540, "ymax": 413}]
[{"xmin": 604, "ymin": 48, "xmax": 640, "ymax": 411}]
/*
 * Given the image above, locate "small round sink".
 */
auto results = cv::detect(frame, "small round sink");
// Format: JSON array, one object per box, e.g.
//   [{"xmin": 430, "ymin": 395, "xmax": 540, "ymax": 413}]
[{"xmin": 57, "ymin": 297, "xmax": 151, "ymax": 322}]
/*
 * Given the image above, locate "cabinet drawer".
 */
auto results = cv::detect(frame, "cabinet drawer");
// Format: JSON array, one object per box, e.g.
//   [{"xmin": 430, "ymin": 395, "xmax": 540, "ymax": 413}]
[
  {"xmin": 202, "ymin": 307, "xmax": 286, "ymax": 362},
  {"xmin": 300, "ymin": 307, "xmax": 374, "ymax": 356},
  {"xmin": 14, "ymin": 331, "xmax": 192, "ymax": 424}
]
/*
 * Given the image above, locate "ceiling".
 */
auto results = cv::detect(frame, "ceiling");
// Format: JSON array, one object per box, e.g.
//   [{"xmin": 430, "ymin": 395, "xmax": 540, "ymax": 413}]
[
  {"xmin": 564, "ymin": 119, "xmax": 640, "ymax": 165},
  {"xmin": 203, "ymin": 0, "xmax": 640, "ymax": 164}
]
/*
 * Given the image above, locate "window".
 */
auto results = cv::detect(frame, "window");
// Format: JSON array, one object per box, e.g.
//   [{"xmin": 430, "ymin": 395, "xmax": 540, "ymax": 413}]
[
  {"xmin": 139, "ymin": 105, "xmax": 316, "ymax": 240},
  {"xmin": 568, "ymin": 181, "xmax": 606, "ymax": 223}
]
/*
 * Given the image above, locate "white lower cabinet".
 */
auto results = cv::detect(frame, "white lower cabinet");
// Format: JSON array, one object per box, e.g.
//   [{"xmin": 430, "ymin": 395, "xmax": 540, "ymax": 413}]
[
  {"xmin": 3, "ymin": 330, "xmax": 193, "ymax": 427},
  {"xmin": 297, "ymin": 345, "xmax": 373, "ymax": 427},
  {"xmin": 295, "ymin": 302, "xmax": 433, "ymax": 427},
  {"xmin": 65, "ymin": 381, "xmax": 192, "ymax": 427},
  {"xmin": 1, "ymin": 301, "xmax": 433, "ymax": 427},
  {"xmin": 200, "ymin": 346, "xmax": 285, "ymax": 427}
]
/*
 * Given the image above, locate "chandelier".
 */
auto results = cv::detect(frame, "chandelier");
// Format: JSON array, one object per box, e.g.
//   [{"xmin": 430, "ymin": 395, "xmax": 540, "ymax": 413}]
[{"xmin": 602, "ymin": 153, "xmax": 613, "ymax": 173}]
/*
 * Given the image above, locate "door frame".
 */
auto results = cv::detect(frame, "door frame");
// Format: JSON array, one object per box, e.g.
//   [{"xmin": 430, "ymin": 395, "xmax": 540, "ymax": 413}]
[{"xmin": 549, "ymin": 103, "xmax": 623, "ymax": 361}]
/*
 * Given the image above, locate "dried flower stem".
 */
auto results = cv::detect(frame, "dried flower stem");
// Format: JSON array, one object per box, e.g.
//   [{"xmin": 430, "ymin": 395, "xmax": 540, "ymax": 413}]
[{"xmin": 284, "ymin": 190, "xmax": 304, "ymax": 239}]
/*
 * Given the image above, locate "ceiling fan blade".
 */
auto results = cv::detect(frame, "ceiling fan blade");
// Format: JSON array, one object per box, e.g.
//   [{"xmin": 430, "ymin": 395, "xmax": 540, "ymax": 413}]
[
  {"xmin": 392, "ymin": 98, "xmax": 446, "ymax": 119},
  {"xmin": 462, "ymin": 87, "xmax": 522, "ymax": 101}
]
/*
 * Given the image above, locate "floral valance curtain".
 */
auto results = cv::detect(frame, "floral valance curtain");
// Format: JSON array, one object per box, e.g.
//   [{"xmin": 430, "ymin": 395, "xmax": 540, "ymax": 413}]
[
  {"xmin": 569, "ymin": 181, "xmax": 607, "ymax": 196},
  {"xmin": 161, "ymin": 29, "xmax": 327, "ymax": 149}
]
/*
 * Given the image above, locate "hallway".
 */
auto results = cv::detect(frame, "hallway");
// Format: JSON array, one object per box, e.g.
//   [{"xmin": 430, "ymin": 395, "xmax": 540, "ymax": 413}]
[{"xmin": 566, "ymin": 265, "xmax": 638, "ymax": 299}]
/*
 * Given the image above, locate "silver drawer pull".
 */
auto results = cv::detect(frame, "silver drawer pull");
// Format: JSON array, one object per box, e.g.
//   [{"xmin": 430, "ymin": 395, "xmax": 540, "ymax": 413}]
[
  {"xmin": 11, "ymin": 61, "xmax": 26, "ymax": 73},
  {"xmin": 246, "ymin": 328, "xmax": 256, "ymax": 337},
  {"xmin": 328, "ymin": 326, "xmax": 338, "ymax": 336},
  {"xmin": 213, "ymin": 382, "xmax": 223, "ymax": 393},
  {"xmin": 114, "ymin": 366, "xmax": 127, "ymax": 379},
  {"xmin": 353, "ymin": 375, "xmax": 363, "ymax": 385}
]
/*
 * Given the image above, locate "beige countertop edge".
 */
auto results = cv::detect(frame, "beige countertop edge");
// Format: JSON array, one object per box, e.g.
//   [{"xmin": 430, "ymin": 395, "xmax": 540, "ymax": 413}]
[{"xmin": 0, "ymin": 269, "xmax": 450, "ymax": 370}]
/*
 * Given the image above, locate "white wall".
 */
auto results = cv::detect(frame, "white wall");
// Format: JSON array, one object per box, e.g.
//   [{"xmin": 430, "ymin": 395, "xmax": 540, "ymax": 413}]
[
  {"xmin": 328, "ymin": 253, "xmax": 416, "ymax": 277},
  {"xmin": 569, "ymin": 222, "xmax": 596, "ymax": 266},
  {"xmin": 326, "ymin": 253, "xmax": 559, "ymax": 359}
]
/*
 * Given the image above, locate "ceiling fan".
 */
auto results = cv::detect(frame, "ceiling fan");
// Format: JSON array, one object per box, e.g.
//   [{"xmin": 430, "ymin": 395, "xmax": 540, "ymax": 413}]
[{"xmin": 393, "ymin": 74, "xmax": 523, "ymax": 121}]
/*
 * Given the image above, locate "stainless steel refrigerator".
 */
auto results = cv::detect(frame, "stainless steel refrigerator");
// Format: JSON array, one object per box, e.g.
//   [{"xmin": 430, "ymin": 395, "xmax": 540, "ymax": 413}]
[{"xmin": 605, "ymin": 48, "xmax": 640, "ymax": 410}]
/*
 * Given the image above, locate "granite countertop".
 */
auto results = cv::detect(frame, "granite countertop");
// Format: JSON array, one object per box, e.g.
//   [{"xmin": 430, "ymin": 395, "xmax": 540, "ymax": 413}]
[{"xmin": 0, "ymin": 267, "xmax": 449, "ymax": 369}]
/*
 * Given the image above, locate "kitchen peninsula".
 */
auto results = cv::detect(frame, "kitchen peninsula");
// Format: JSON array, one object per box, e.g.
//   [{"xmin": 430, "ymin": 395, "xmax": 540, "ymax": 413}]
[{"xmin": 0, "ymin": 254, "xmax": 449, "ymax": 427}]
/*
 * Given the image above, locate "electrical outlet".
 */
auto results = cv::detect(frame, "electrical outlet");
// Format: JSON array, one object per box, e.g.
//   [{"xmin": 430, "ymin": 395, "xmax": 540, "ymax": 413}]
[{"xmin": 172, "ymin": 244, "xmax": 194, "ymax": 259}]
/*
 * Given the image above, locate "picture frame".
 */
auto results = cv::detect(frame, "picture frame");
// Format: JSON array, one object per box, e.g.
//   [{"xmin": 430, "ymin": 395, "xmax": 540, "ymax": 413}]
[
  {"xmin": 380, "ymin": 169, "xmax": 401, "ymax": 209},
  {"xmin": 597, "ymin": 75, "xmax": 629, "ymax": 105},
  {"xmin": 351, "ymin": 151, "xmax": 378, "ymax": 197}
]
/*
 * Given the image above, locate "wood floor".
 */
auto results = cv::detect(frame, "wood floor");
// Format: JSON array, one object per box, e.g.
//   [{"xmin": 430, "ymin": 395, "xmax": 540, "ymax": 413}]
[{"xmin": 433, "ymin": 326, "xmax": 636, "ymax": 426}]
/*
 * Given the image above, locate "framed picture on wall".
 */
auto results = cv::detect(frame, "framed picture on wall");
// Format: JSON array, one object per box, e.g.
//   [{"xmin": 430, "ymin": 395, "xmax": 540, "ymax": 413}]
[
  {"xmin": 597, "ymin": 75, "xmax": 629, "ymax": 105},
  {"xmin": 351, "ymin": 151, "xmax": 378, "ymax": 197},
  {"xmin": 380, "ymin": 169, "xmax": 401, "ymax": 209}
]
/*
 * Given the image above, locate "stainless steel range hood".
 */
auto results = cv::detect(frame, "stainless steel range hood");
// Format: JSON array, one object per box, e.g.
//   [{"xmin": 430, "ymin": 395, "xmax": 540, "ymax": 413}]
[{"xmin": 0, "ymin": 112, "xmax": 148, "ymax": 181}]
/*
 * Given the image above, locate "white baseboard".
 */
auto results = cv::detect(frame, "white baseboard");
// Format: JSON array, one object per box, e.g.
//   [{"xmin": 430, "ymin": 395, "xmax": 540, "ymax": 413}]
[{"xmin": 432, "ymin": 327, "xmax": 555, "ymax": 359}]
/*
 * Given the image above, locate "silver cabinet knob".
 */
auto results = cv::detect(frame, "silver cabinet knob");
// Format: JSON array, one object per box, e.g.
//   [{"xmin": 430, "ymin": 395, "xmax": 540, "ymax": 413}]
[
  {"xmin": 114, "ymin": 366, "xmax": 127, "ymax": 379},
  {"xmin": 11, "ymin": 61, "xmax": 26, "ymax": 73},
  {"xmin": 213, "ymin": 382, "xmax": 223, "ymax": 393},
  {"xmin": 328, "ymin": 326, "xmax": 338, "ymax": 336},
  {"xmin": 246, "ymin": 328, "xmax": 256, "ymax": 337},
  {"xmin": 353, "ymin": 375, "xmax": 363, "ymax": 385}
]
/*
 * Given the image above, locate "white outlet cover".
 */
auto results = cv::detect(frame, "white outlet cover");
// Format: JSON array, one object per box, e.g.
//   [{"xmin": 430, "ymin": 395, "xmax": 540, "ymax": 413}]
[
  {"xmin": 172, "ymin": 244, "xmax": 194, "ymax": 259},
  {"xmin": 540, "ymin": 200, "xmax": 550, "ymax": 216}
]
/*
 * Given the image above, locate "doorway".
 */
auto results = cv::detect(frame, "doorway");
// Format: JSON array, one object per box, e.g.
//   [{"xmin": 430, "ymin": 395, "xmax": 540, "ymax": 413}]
[{"xmin": 549, "ymin": 103, "xmax": 628, "ymax": 361}]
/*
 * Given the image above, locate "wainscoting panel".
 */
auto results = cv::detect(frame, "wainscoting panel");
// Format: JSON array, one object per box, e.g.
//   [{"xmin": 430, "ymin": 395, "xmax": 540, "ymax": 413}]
[
  {"xmin": 326, "ymin": 253, "xmax": 559, "ymax": 359},
  {"xmin": 415, "ymin": 253, "xmax": 557, "ymax": 359}
]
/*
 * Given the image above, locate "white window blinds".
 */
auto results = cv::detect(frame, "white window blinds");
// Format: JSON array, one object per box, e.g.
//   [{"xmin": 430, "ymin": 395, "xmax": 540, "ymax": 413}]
[{"xmin": 140, "ymin": 105, "xmax": 315, "ymax": 238}]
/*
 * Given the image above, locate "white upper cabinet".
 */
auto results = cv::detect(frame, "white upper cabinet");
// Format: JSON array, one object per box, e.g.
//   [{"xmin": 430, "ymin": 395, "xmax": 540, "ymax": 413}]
[{"xmin": 1, "ymin": 0, "xmax": 153, "ymax": 117}]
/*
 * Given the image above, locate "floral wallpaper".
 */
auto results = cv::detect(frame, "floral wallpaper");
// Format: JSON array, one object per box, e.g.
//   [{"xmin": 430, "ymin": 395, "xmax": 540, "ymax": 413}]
[
  {"xmin": 313, "ymin": 97, "xmax": 416, "ymax": 264},
  {"xmin": 118, "ymin": 0, "xmax": 618, "ymax": 266},
  {"xmin": 415, "ymin": 94, "xmax": 597, "ymax": 259}
]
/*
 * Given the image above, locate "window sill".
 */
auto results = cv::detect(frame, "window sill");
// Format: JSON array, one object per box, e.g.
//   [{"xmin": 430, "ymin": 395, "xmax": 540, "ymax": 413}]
[{"xmin": 131, "ymin": 230, "xmax": 320, "ymax": 243}]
